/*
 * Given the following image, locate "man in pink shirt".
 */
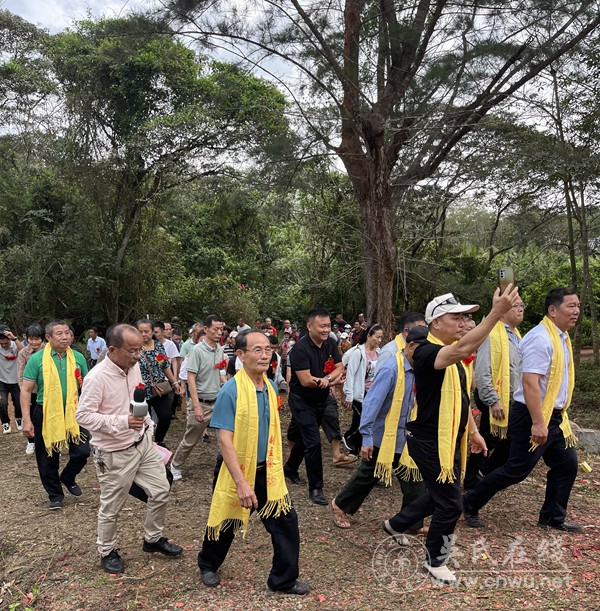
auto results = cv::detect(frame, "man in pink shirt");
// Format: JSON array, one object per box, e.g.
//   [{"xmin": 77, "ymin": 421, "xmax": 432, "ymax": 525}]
[{"xmin": 76, "ymin": 324, "xmax": 182, "ymax": 574}]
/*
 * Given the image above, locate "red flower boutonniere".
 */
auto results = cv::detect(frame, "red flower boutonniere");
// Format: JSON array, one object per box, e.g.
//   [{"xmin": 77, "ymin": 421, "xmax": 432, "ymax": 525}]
[
  {"xmin": 4, "ymin": 354, "xmax": 17, "ymax": 361},
  {"xmin": 74, "ymin": 368, "xmax": 83, "ymax": 386},
  {"xmin": 96, "ymin": 347, "xmax": 101, "ymax": 353},
  {"xmin": 214, "ymin": 358, "xmax": 228, "ymax": 370},
  {"xmin": 156, "ymin": 354, "xmax": 168, "ymax": 363},
  {"xmin": 323, "ymin": 357, "xmax": 335, "ymax": 374},
  {"xmin": 462, "ymin": 356, "xmax": 475, "ymax": 366},
  {"xmin": 137, "ymin": 383, "xmax": 145, "ymax": 389}
]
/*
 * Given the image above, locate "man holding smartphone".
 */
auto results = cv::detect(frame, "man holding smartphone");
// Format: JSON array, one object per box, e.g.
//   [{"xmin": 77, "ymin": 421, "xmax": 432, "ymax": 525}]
[{"xmin": 76, "ymin": 324, "xmax": 182, "ymax": 574}]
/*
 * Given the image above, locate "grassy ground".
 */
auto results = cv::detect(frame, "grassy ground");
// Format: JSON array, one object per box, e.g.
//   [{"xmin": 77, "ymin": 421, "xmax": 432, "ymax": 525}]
[{"xmin": 1, "ymin": 401, "xmax": 599, "ymax": 611}]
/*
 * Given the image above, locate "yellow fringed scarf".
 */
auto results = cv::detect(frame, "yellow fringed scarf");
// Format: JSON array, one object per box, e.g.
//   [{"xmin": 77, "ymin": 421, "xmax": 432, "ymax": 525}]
[
  {"xmin": 531, "ymin": 317, "xmax": 577, "ymax": 451},
  {"xmin": 375, "ymin": 349, "xmax": 411, "ymax": 486},
  {"xmin": 41, "ymin": 344, "xmax": 82, "ymax": 456},
  {"xmin": 397, "ymin": 398, "xmax": 422, "ymax": 483},
  {"xmin": 489, "ymin": 321, "xmax": 521, "ymax": 439},
  {"xmin": 206, "ymin": 368, "xmax": 291, "ymax": 540},
  {"xmin": 427, "ymin": 334, "xmax": 468, "ymax": 483}
]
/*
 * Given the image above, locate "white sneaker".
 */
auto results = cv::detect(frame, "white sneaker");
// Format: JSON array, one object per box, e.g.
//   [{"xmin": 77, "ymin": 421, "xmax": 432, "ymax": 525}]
[
  {"xmin": 25, "ymin": 442, "xmax": 35, "ymax": 455},
  {"xmin": 382, "ymin": 520, "xmax": 410, "ymax": 546},
  {"xmin": 423, "ymin": 562, "xmax": 457, "ymax": 584},
  {"xmin": 170, "ymin": 466, "xmax": 182, "ymax": 481},
  {"xmin": 16, "ymin": 418, "xmax": 23, "ymax": 431},
  {"xmin": 2, "ymin": 423, "xmax": 11, "ymax": 434}
]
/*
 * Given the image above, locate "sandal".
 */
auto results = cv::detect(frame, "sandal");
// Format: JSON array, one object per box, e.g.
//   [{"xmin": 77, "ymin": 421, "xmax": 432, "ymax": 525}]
[
  {"xmin": 331, "ymin": 500, "xmax": 351, "ymax": 529},
  {"xmin": 332, "ymin": 454, "xmax": 358, "ymax": 467}
]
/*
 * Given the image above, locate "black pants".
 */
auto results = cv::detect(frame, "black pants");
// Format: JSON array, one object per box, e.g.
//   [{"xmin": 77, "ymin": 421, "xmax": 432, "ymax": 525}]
[
  {"xmin": 387, "ymin": 434, "xmax": 463, "ymax": 567},
  {"xmin": 463, "ymin": 390, "xmax": 511, "ymax": 490},
  {"xmin": 342, "ymin": 400, "xmax": 363, "ymax": 454},
  {"xmin": 285, "ymin": 393, "xmax": 327, "ymax": 490},
  {"xmin": 148, "ymin": 392, "xmax": 173, "ymax": 444},
  {"xmin": 288, "ymin": 394, "xmax": 341, "ymax": 444},
  {"xmin": 198, "ymin": 459, "xmax": 300, "ymax": 590},
  {"xmin": 335, "ymin": 445, "xmax": 426, "ymax": 528},
  {"xmin": 465, "ymin": 401, "xmax": 578, "ymax": 525},
  {"xmin": 32, "ymin": 404, "xmax": 90, "ymax": 503},
  {"xmin": 0, "ymin": 381, "xmax": 21, "ymax": 423}
]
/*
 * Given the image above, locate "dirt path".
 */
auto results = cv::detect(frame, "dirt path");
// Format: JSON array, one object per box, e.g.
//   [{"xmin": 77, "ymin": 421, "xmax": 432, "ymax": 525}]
[{"xmin": 1, "ymin": 406, "xmax": 599, "ymax": 611}]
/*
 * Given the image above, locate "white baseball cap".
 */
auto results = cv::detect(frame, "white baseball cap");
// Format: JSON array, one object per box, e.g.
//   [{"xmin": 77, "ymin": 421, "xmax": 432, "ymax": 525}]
[{"xmin": 425, "ymin": 293, "xmax": 479, "ymax": 324}]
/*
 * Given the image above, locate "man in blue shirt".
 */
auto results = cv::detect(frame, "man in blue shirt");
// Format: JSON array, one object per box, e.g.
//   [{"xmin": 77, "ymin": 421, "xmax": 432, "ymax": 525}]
[
  {"xmin": 331, "ymin": 326, "xmax": 428, "ymax": 529},
  {"xmin": 198, "ymin": 329, "xmax": 309, "ymax": 595}
]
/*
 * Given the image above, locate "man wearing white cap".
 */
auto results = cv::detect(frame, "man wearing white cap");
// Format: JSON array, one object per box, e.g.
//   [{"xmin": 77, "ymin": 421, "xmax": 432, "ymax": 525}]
[{"xmin": 381, "ymin": 286, "xmax": 520, "ymax": 585}]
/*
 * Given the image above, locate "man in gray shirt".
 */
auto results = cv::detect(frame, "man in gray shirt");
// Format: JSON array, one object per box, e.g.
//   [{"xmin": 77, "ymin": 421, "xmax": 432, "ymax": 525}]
[
  {"xmin": 463, "ymin": 295, "xmax": 524, "ymax": 492},
  {"xmin": 170, "ymin": 315, "xmax": 225, "ymax": 481}
]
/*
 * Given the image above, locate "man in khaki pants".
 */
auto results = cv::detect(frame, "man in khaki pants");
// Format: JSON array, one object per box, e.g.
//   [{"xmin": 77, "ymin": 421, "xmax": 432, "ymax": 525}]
[
  {"xmin": 76, "ymin": 324, "xmax": 182, "ymax": 574},
  {"xmin": 170, "ymin": 315, "xmax": 226, "ymax": 481}
]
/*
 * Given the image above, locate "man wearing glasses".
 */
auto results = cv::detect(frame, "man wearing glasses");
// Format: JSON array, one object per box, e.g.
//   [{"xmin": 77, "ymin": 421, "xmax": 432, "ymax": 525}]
[
  {"xmin": 77, "ymin": 324, "xmax": 182, "ymax": 574},
  {"xmin": 463, "ymin": 297, "xmax": 524, "ymax": 492},
  {"xmin": 381, "ymin": 286, "xmax": 520, "ymax": 584},
  {"xmin": 198, "ymin": 329, "xmax": 309, "ymax": 594}
]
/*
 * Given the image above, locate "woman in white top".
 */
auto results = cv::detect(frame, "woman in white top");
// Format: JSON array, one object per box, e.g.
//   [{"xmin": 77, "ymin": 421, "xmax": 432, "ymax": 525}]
[{"xmin": 342, "ymin": 324, "xmax": 383, "ymax": 455}]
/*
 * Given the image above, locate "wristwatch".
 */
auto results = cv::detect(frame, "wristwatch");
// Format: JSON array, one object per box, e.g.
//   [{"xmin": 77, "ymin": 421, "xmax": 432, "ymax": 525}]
[{"xmin": 325, "ymin": 375, "xmax": 331, "ymax": 381}]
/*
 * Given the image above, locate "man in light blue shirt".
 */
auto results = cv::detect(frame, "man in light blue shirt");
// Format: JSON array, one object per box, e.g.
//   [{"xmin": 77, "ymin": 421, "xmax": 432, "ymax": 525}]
[
  {"xmin": 87, "ymin": 327, "xmax": 107, "ymax": 368},
  {"xmin": 331, "ymin": 326, "xmax": 428, "ymax": 529}
]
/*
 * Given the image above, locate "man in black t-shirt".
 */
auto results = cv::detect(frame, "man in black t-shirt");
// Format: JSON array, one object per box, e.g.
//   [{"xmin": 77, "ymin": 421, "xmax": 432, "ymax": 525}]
[
  {"xmin": 284, "ymin": 308, "xmax": 344, "ymax": 505},
  {"xmin": 382, "ymin": 287, "xmax": 519, "ymax": 585}
]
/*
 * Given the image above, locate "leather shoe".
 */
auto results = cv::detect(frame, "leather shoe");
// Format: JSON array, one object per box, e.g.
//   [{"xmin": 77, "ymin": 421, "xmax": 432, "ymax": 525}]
[
  {"xmin": 200, "ymin": 569, "xmax": 220, "ymax": 587},
  {"xmin": 538, "ymin": 520, "xmax": 582, "ymax": 533},
  {"xmin": 270, "ymin": 581, "xmax": 310, "ymax": 595},
  {"xmin": 309, "ymin": 488, "xmax": 327, "ymax": 505},
  {"xmin": 284, "ymin": 467, "xmax": 305, "ymax": 485},
  {"xmin": 101, "ymin": 550, "xmax": 124, "ymax": 574},
  {"xmin": 142, "ymin": 537, "xmax": 183, "ymax": 556}
]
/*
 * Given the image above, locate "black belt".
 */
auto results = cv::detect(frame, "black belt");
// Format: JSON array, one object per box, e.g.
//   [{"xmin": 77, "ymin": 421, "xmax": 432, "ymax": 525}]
[
  {"xmin": 256, "ymin": 461, "xmax": 267, "ymax": 470},
  {"xmin": 199, "ymin": 398, "xmax": 216, "ymax": 404}
]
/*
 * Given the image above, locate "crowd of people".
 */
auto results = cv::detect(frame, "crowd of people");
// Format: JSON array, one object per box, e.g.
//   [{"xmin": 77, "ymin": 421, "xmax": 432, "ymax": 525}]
[{"xmin": 0, "ymin": 285, "xmax": 585, "ymax": 591}]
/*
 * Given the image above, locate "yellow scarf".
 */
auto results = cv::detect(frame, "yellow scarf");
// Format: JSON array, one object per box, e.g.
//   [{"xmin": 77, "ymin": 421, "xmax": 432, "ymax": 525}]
[
  {"xmin": 375, "ymin": 349, "xmax": 410, "ymax": 486},
  {"xmin": 531, "ymin": 317, "xmax": 577, "ymax": 451},
  {"xmin": 206, "ymin": 369, "xmax": 291, "ymax": 540},
  {"xmin": 427, "ymin": 333, "xmax": 468, "ymax": 483},
  {"xmin": 397, "ymin": 397, "xmax": 422, "ymax": 483},
  {"xmin": 395, "ymin": 334, "xmax": 406, "ymax": 351},
  {"xmin": 41, "ymin": 344, "xmax": 82, "ymax": 456},
  {"xmin": 489, "ymin": 321, "xmax": 521, "ymax": 439}
]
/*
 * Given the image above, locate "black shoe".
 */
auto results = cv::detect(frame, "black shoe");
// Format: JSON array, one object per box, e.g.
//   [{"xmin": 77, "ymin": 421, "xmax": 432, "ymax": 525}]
[
  {"xmin": 270, "ymin": 581, "xmax": 310, "ymax": 595},
  {"xmin": 284, "ymin": 467, "xmax": 305, "ymax": 486},
  {"xmin": 49, "ymin": 500, "xmax": 63, "ymax": 510},
  {"xmin": 142, "ymin": 537, "xmax": 183, "ymax": 556},
  {"xmin": 309, "ymin": 488, "xmax": 327, "ymax": 505},
  {"xmin": 101, "ymin": 550, "xmax": 124, "ymax": 574},
  {"xmin": 538, "ymin": 520, "xmax": 582, "ymax": 533},
  {"xmin": 200, "ymin": 569, "xmax": 220, "ymax": 587},
  {"xmin": 61, "ymin": 480, "xmax": 82, "ymax": 497},
  {"xmin": 462, "ymin": 494, "xmax": 485, "ymax": 528},
  {"xmin": 375, "ymin": 479, "xmax": 386, "ymax": 488},
  {"xmin": 202, "ymin": 435, "xmax": 211, "ymax": 444}
]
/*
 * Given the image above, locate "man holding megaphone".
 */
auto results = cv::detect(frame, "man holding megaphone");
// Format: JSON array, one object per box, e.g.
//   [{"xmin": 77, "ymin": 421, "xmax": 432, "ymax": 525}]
[{"xmin": 77, "ymin": 324, "xmax": 182, "ymax": 574}]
